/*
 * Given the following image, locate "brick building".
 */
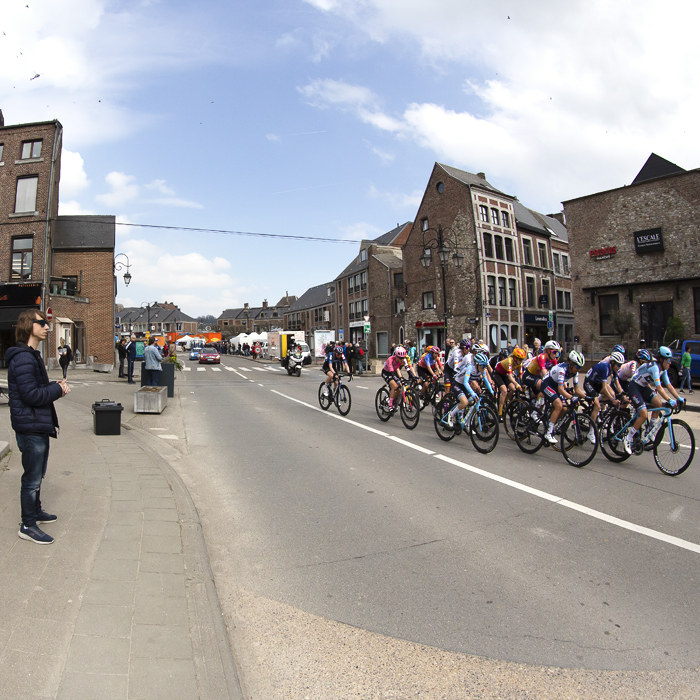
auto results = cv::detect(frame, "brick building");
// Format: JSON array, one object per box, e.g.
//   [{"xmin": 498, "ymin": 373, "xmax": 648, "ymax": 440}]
[
  {"xmin": 403, "ymin": 163, "xmax": 571, "ymax": 355},
  {"xmin": 284, "ymin": 283, "xmax": 335, "ymax": 351},
  {"xmin": 118, "ymin": 303, "xmax": 197, "ymax": 341},
  {"xmin": 0, "ymin": 111, "xmax": 116, "ymax": 367},
  {"xmin": 563, "ymin": 153, "xmax": 700, "ymax": 356},
  {"xmin": 218, "ymin": 295, "xmax": 295, "ymax": 335}
]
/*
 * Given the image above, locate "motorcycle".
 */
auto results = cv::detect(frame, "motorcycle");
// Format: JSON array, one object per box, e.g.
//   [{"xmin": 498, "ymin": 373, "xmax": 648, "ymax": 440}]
[{"xmin": 285, "ymin": 350, "xmax": 303, "ymax": 377}]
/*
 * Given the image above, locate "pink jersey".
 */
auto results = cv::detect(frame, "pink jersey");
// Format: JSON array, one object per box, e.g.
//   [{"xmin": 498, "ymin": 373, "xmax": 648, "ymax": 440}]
[{"xmin": 383, "ymin": 355, "xmax": 408, "ymax": 374}]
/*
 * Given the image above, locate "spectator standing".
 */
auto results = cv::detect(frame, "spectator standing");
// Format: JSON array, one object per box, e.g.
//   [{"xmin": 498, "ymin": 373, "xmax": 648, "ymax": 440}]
[
  {"xmin": 125, "ymin": 334, "xmax": 137, "ymax": 384},
  {"xmin": 117, "ymin": 338, "xmax": 127, "ymax": 378},
  {"xmin": 144, "ymin": 337, "xmax": 163, "ymax": 386},
  {"xmin": 8, "ymin": 309, "xmax": 70, "ymax": 544},
  {"xmin": 356, "ymin": 344, "xmax": 364, "ymax": 375},
  {"xmin": 680, "ymin": 348, "xmax": 694, "ymax": 394},
  {"xmin": 407, "ymin": 341, "xmax": 417, "ymax": 364},
  {"xmin": 346, "ymin": 342, "xmax": 356, "ymax": 374},
  {"xmin": 57, "ymin": 338, "xmax": 73, "ymax": 379}
]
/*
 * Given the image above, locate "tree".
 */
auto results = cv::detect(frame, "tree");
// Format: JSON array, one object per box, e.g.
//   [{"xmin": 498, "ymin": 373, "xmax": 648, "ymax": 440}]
[
  {"xmin": 197, "ymin": 314, "xmax": 217, "ymax": 324},
  {"xmin": 664, "ymin": 315, "xmax": 687, "ymax": 344},
  {"xmin": 610, "ymin": 310, "xmax": 635, "ymax": 340}
]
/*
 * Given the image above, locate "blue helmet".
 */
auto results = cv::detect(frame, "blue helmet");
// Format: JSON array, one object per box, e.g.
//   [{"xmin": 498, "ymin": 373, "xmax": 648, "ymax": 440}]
[
  {"xmin": 474, "ymin": 352, "xmax": 489, "ymax": 366},
  {"xmin": 657, "ymin": 346, "xmax": 672, "ymax": 360},
  {"xmin": 636, "ymin": 349, "xmax": 652, "ymax": 363},
  {"xmin": 613, "ymin": 344, "xmax": 626, "ymax": 355}
]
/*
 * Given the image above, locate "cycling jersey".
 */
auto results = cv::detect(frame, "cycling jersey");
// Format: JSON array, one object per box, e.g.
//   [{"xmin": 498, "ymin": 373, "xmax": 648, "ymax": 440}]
[
  {"xmin": 383, "ymin": 355, "xmax": 409, "ymax": 374},
  {"xmin": 631, "ymin": 362, "xmax": 669, "ymax": 389},
  {"xmin": 526, "ymin": 353, "xmax": 558, "ymax": 376},
  {"xmin": 418, "ymin": 352, "xmax": 442, "ymax": 371},
  {"xmin": 447, "ymin": 348, "xmax": 464, "ymax": 371},
  {"xmin": 547, "ymin": 363, "xmax": 579, "ymax": 386},
  {"xmin": 586, "ymin": 361, "xmax": 616, "ymax": 387},
  {"xmin": 495, "ymin": 356, "xmax": 521, "ymax": 377},
  {"xmin": 454, "ymin": 359, "xmax": 476, "ymax": 386},
  {"xmin": 616, "ymin": 361, "xmax": 637, "ymax": 382}
]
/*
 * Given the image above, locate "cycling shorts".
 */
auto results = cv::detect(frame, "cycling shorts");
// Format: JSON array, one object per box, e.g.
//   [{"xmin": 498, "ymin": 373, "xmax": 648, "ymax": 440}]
[
  {"xmin": 540, "ymin": 377, "xmax": 561, "ymax": 401},
  {"xmin": 583, "ymin": 378, "xmax": 602, "ymax": 398},
  {"xmin": 522, "ymin": 373, "xmax": 540, "ymax": 392},
  {"xmin": 323, "ymin": 360, "xmax": 343, "ymax": 374},
  {"xmin": 382, "ymin": 369, "xmax": 400, "ymax": 386},
  {"xmin": 627, "ymin": 380, "xmax": 655, "ymax": 411},
  {"xmin": 492, "ymin": 371, "xmax": 510, "ymax": 389},
  {"xmin": 417, "ymin": 366, "xmax": 433, "ymax": 382},
  {"xmin": 444, "ymin": 365, "xmax": 455, "ymax": 382},
  {"xmin": 618, "ymin": 379, "xmax": 630, "ymax": 394}
]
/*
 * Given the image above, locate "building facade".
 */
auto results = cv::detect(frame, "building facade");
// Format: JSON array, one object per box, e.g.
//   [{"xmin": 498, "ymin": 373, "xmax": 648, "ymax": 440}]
[
  {"xmin": 563, "ymin": 153, "xmax": 700, "ymax": 356},
  {"xmin": 284, "ymin": 283, "xmax": 335, "ymax": 352},
  {"xmin": 118, "ymin": 303, "xmax": 197, "ymax": 341},
  {"xmin": 218, "ymin": 297, "xmax": 293, "ymax": 335}
]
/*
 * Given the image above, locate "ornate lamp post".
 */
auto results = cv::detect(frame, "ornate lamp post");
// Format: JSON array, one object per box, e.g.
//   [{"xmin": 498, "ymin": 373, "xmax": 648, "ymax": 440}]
[
  {"xmin": 418, "ymin": 224, "xmax": 463, "ymax": 355},
  {"xmin": 114, "ymin": 253, "xmax": 132, "ymax": 288},
  {"xmin": 140, "ymin": 301, "xmax": 159, "ymax": 336}
]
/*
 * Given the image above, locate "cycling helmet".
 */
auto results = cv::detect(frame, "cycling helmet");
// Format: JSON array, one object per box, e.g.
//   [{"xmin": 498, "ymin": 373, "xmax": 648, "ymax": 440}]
[
  {"xmin": 568, "ymin": 350, "xmax": 585, "ymax": 368},
  {"xmin": 498, "ymin": 349, "xmax": 508, "ymax": 360},
  {"xmin": 459, "ymin": 339, "xmax": 471, "ymax": 350},
  {"xmin": 657, "ymin": 346, "xmax": 673, "ymax": 360},
  {"xmin": 334, "ymin": 345, "xmax": 344, "ymax": 354},
  {"xmin": 474, "ymin": 352, "xmax": 489, "ymax": 366},
  {"xmin": 609, "ymin": 351, "xmax": 625, "ymax": 366},
  {"xmin": 544, "ymin": 340, "xmax": 561, "ymax": 352},
  {"xmin": 394, "ymin": 346, "xmax": 407, "ymax": 358},
  {"xmin": 428, "ymin": 345, "xmax": 440, "ymax": 354},
  {"xmin": 613, "ymin": 344, "xmax": 626, "ymax": 355},
  {"xmin": 512, "ymin": 347, "xmax": 527, "ymax": 360},
  {"xmin": 636, "ymin": 349, "xmax": 652, "ymax": 363}
]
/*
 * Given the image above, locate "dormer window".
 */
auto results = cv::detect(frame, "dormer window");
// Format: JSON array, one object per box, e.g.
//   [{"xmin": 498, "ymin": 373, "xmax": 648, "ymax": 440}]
[{"xmin": 359, "ymin": 249, "xmax": 367, "ymax": 262}]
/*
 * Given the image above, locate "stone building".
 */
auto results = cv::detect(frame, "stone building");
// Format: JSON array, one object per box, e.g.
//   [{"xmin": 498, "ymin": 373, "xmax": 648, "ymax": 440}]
[
  {"xmin": 118, "ymin": 303, "xmax": 197, "ymax": 342},
  {"xmin": 218, "ymin": 295, "xmax": 295, "ymax": 335},
  {"xmin": 563, "ymin": 153, "xmax": 700, "ymax": 356},
  {"xmin": 284, "ymin": 282, "xmax": 335, "ymax": 352},
  {"xmin": 403, "ymin": 163, "xmax": 571, "ymax": 355}
]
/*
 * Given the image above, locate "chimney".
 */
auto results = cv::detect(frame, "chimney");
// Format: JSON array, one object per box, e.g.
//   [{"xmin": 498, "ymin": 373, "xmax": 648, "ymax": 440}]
[
  {"xmin": 477, "ymin": 172, "xmax": 486, "ymax": 180},
  {"xmin": 548, "ymin": 212, "xmax": 566, "ymax": 225},
  {"xmin": 262, "ymin": 299, "xmax": 268, "ymax": 308},
  {"xmin": 0, "ymin": 110, "xmax": 4, "ymax": 127},
  {"xmin": 244, "ymin": 302, "xmax": 249, "ymax": 309}
]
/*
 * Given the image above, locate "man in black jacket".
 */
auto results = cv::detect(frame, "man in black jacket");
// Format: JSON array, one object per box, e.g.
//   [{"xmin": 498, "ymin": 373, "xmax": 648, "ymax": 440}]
[
  {"xmin": 125, "ymin": 333, "xmax": 137, "ymax": 384},
  {"xmin": 117, "ymin": 338, "xmax": 127, "ymax": 378},
  {"xmin": 7, "ymin": 309, "xmax": 70, "ymax": 545}
]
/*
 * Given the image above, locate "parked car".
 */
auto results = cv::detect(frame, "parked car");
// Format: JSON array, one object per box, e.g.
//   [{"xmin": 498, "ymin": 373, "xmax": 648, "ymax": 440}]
[
  {"xmin": 669, "ymin": 339, "xmax": 700, "ymax": 386},
  {"xmin": 189, "ymin": 347, "xmax": 202, "ymax": 361},
  {"xmin": 199, "ymin": 346, "xmax": 221, "ymax": 364}
]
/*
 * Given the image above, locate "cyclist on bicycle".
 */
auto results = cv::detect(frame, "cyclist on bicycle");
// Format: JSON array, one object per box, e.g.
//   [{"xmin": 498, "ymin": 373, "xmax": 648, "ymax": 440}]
[
  {"xmin": 445, "ymin": 339, "xmax": 470, "ymax": 386},
  {"xmin": 541, "ymin": 350, "xmax": 586, "ymax": 444},
  {"xmin": 382, "ymin": 346, "xmax": 417, "ymax": 409},
  {"xmin": 623, "ymin": 347, "xmax": 685, "ymax": 455},
  {"xmin": 443, "ymin": 351, "xmax": 490, "ymax": 428},
  {"xmin": 322, "ymin": 343, "xmax": 349, "ymax": 396},
  {"xmin": 582, "ymin": 350, "xmax": 624, "ymax": 442},
  {"xmin": 493, "ymin": 347, "xmax": 527, "ymax": 418},
  {"xmin": 416, "ymin": 346, "xmax": 443, "ymax": 399},
  {"xmin": 616, "ymin": 350, "xmax": 644, "ymax": 397},
  {"xmin": 523, "ymin": 340, "xmax": 560, "ymax": 403}
]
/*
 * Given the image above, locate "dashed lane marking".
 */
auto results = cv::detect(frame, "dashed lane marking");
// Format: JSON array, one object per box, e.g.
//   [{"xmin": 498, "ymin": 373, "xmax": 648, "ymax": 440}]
[{"xmin": 211, "ymin": 367, "xmax": 222, "ymax": 371}]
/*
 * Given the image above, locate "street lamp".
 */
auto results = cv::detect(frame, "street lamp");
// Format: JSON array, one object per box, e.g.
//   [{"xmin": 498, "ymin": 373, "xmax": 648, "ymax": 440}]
[
  {"xmin": 419, "ymin": 224, "xmax": 464, "ymax": 355},
  {"xmin": 140, "ymin": 302, "xmax": 159, "ymax": 336},
  {"xmin": 114, "ymin": 253, "xmax": 132, "ymax": 287}
]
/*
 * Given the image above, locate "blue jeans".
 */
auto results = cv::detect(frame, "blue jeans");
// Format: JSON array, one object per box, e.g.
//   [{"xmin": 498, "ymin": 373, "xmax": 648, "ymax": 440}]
[
  {"xmin": 148, "ymin": 369, "xmax": 160, "ymax": 386},
  {"xmin": 680, "ymin": 367, "xmax": 692, "ymax": 391},
  {"xmin": 357, "ymin": 358, "xmax": 363, "ymax": 373},
  {"xmin": 16, "ymin": 433, "xmax": 50, "ymax": 526}
]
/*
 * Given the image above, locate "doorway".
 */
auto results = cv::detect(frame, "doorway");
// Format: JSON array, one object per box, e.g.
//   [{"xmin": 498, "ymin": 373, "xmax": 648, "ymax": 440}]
[{"xmin": 640, "ymin": 301, "xmax": 673, "ymax": 347}]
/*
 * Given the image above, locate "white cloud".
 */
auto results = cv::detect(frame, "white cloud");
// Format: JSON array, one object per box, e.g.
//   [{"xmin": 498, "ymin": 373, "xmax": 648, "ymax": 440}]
[
  {"xmin": 144, "ymin": 197, "xmax": 204, "ymax": 209},
  {"xmin": 300, "ymin": 1, "xmax": 700, "ymax": 211},
  {"xmin": 145, "ymin": 179, "xmax": 175, "ymax": 196},
  {"xmin": 95, "ymin": 171, "xmax": 139, "ymax": 208},
  {"xmin": 58, "ymin": 200, "xmax": 96, "ymax": 216},
  {"xmin": 340, "ymin": 221, "xmax": 384, "ymax": 241},
  {"xmin": 369, "ymin": 184, "xmax": 422, "ymax": 209},
  {"xmin": 364, "ymin": 140, "xmax": 394, "ymax": 163},
  {"xmin": 266, "ymin": 133, "xmax": 281, "ymax": 142},
  {"xmin": 59, "ymin": 149, "xmax": 90, "ymax": 197}
]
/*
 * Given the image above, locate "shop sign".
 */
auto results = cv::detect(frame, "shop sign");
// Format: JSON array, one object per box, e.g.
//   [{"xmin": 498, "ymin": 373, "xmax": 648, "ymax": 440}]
[
  {"xmin": 589, "ymin": 246, "xmax": 617, "ymax": 260},
  {"xmin": 634, "ymin": 227, "xmax": 664, "ymax": 254},
  {"xmin": 524, "ymin": 313, "xmax": 549, "ymax": 323},
  {"xmin": 415, "ymin": 321, "xmax": 445, "ymax": 328},
  {"xmin": 0, "ymin": 283, "xmax": 42, "ymax": 307}
]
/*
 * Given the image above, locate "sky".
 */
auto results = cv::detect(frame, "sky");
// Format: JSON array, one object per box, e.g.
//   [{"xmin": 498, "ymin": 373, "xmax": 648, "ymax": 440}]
[{"xmin": 2, "ymin": 0, "xmax": 699, "ymax": 317}]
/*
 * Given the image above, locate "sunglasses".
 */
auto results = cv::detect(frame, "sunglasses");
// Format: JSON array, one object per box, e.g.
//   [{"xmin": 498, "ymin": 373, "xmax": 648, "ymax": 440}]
[{"xmin": 33, "ymin": 319, "xmax": 49, "ymax": 328}]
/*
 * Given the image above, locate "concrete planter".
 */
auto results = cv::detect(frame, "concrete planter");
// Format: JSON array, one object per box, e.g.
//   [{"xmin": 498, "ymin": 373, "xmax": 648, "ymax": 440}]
[{"xmin": 134, "ymin": 386, "xmax": 168, "ymax": 414}]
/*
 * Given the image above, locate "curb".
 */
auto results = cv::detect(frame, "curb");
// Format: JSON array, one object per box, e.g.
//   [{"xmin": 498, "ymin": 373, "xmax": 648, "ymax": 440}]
[{"xmin": 0, "ymin": 440, "xmax": 9, "ymax": 459}]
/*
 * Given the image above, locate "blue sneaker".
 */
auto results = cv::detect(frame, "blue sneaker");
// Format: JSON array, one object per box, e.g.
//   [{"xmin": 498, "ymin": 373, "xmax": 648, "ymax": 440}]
[
  {"xmin": 37, "ymin": 511, "xmax": 57, "ymax": 524},
  {"xmin": 18, "ymin": 524, "xmax": 54, "ymax": 545}
]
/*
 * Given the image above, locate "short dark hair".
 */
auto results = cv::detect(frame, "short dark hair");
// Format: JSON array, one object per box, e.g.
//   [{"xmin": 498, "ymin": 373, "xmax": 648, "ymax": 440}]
[
  {"xmin": 16, "ymin": 309, "xmax": 46, "ymax": 344},
  {"xmin": 148, "ymin": 336, "xmax": 156, "ymax": 345}
]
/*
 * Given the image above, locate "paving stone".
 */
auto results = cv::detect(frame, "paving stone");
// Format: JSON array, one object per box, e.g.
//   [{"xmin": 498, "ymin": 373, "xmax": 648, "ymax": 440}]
[
  {"xmin": 111, "ymin": 499, "xmax": 143, "ymax": 512},
  {"xmin": 65, "ymin": 635, "xmax": 130, "ymax": 674},
  {"xmin": 133, "ymin": 595, "xmax": 189, "ymax": 626},
  {"xmin": 143, "ymin": 508, "xmax": 178, "ymax": 522},
  {"xmin": 141, "ymin": 535, "xmax": 182, "ymax": 554},
  {"xmin": 57, "ymin": 670, "xmax": 128, "ymax": 700},
  {"xmin": 83, "ymin": 579, "xmax": 135, "ymax": 606},
  {"xmin": 128, "ymin": 657, "xmax": 198, "ymax": 700},
  {"xmin": 135, "ymin": 572, "xmax": 186, "ymax": 598},
  {"xmin": 90, "ymin": 557, "xmax": 139, "ymax": 581},
  {"xmin": 74, "ymin": 604, "xmax": 132, "ymax": 637},
  {"xmin": 111, "ymin": 489, "xmax": 143, "ymax": 501},
  {"xmin": 131, "ymin": 624, "xmax": 193, "ymax": 659},
  {"xmin": 94, "ymin": 539, "xmax": 141, "ymax": 560},
  {"xmin": 0, "ymin": 649, "xmax": 64, "ymax": 697},
  {"xmin": 7, "ymin": 617, "xmax": 73, "ymax": 655},
  {"xmin": 143, "ymin": 497, "xmax": 176, "ymax": 509},
  {"xmin": 107, "ymin": 510, "xmax": 143, "ymax": 527},
  {"xmin": 104, "ymin": 524, "xmax": 142, "ymax": 541},
  {"xmin": 142, "ymin": 520, "xmax": 181, "ymax": 538},
  {"xmin": 140, "ymin": 552, "xmax": 184, "ymax": 574}
]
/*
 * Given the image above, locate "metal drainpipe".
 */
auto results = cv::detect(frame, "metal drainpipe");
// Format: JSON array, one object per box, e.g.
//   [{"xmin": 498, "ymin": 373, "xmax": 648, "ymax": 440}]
[
  {"xmin": 373, "ymin": 255, "xmax": 392, "ymax": 349},
  {"xmin": 43, "ymin": 121, "xmax": 62, "ymax": 365}
]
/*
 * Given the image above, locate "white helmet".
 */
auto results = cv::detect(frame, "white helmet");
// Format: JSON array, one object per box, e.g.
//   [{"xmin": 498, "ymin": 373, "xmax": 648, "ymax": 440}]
[
  {"xmin": 544, "ymin": 340, "xmax": 561, "ymax": 352},
  {"xmin": 609, "ymin": 351, "xmax": 625, "ymax": 366},
  {"xmin": 568, "ymin": 350, "xmax": 585, "ymax": 368}
]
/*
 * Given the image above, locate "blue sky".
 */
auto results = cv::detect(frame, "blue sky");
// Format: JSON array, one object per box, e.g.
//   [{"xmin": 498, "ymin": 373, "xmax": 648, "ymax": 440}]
[{"xmin": 2, "ymin": 0, "xmax": 699, "ymax": 316}]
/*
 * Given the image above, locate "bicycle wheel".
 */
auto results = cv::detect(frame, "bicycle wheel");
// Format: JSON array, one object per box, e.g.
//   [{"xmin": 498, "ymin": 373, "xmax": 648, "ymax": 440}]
[
  {"xmin": 375, "ymin": 386, "xmax": 392, "ymax": 422},
  {"xmin": 469, "ymin": 403, "xmax": 499, "ymax": 454},
  {"xmin": 561, "ymin": 412, "xmax": 598, "ymax": 467},
  {"xmin": 336, "ymin": 385, "xmax": 352, "ymax": 415},
  {"xmin": 503, "ymin": 398, "xmax": 528, "ymax": 441},
  {"xmin": 599, "ymin": 410, "xmax": 630, "ymax": 463},
  {"xmin": 400, "ymin": 388, "xmax": 421, "ymax": 430},
  {"xmin": 514, "ymin": 405, "xmax": 545, "ymax": 454},
  {"xmin": 318, "ymin": 382, "xmax": 332, "ymax": 411},
  {"xmin": 433, "ymin": 394, "xmax": 458, "ymax": 441},
  {"xmin": 654, "ymin": 419, "xmax": 695, "ymax": 476}
]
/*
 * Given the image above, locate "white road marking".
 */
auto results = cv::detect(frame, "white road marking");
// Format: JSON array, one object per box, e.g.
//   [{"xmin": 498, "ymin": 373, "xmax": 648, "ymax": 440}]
[
  {"xmin": 253, "ymin": 367, "xmax": 267, "ymax": 372},
  {"xmin": 211, "ymin": 367, "xmax": 222, "ymax": 372},
  {"xmin": 271, "ymin": 389, "xmax": 700, "ymax": 556},
  {"xmin": 224, "ymin": 366, "xmax": 235, "ymax": 371},
  {"xmin": 240, "ymin": 368, "xmax": 252, "ymax": 372},
  {"xmin": 183, "ymin": 367, "xmax": 191, "ymax": 371},
  {"xmin": 158, "ymin": 434, "xmax": 180, "ymax": 440},
  {"xmin": 231, "ymin": 369, "xmax": 249, "ymax": 380},
  {"xmin": 258, "ymin": 383, "xmax": 264, "ymax": 387},
  {"xmin": 267, "ymin": 367, "xmax": 281, "ymax": 371},
  {"xmin": 387, "ymin": 435, "xmax": 435, "ymax": 454},
  {"xmin": 197, "ymin": 367, "xmax": 206, "ymax": 372},
  {"xmin": 355, "ymin": 385, "xmax": 369, "ymax": 390}
]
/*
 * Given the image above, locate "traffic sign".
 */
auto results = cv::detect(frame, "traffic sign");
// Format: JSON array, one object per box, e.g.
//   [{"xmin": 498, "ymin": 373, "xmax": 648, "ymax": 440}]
[
  {"xmin": 548, "ymin": 310, "xmax": 553, "ymax": 322},
  {"xmin": 46, "ymin": 307, "xmax": 53, "ymax": 322},
  {"xmin": 548, "ymin": 329, "xmax": 554, "ymax": 336},
  {"xmin": 364, "ymin": 323, "xmax": 370, "ymax": 334},
  {"xmin": 547, "ymin": 321, "xmax": 554, "ymax": 330}
]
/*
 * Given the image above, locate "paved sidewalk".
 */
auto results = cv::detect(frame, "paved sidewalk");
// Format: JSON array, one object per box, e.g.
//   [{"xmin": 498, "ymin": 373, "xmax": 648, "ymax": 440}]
[{"xmin": 0, "ymin": 393, "xmax": 242, "ymax": 699}]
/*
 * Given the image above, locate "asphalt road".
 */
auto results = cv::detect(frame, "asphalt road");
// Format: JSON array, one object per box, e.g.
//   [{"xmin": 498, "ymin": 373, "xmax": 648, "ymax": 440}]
[{"xmin": 178, "ymin": 355, "xmax": 700, "ymax": 673}]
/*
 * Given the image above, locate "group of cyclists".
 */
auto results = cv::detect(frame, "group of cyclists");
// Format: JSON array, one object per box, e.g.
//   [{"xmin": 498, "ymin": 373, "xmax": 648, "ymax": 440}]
[{"xmin": 376, "ymin": 336, "xmax": 688, "ymax": 459}]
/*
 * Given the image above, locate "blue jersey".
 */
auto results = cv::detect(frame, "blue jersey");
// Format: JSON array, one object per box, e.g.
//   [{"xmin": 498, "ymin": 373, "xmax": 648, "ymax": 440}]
[
  {"xmin": 586, "ymin": 361, "xmax": 616, "ymax": 386},
  {"xmin": 631, "ymin": 362, "xmax": 669, "ymax": 389}
]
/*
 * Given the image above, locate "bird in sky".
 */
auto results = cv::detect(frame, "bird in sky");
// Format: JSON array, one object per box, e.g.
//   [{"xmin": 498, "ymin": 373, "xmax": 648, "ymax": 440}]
[{"xmin": 30, "ymin": 73, "xmax": 40, "ymax": 80}]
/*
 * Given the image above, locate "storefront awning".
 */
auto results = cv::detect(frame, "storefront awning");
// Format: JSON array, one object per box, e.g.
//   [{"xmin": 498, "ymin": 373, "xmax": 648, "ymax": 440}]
[{"xmin": 56, "ymin": 317, "xmax": 73, "ymax": 324}]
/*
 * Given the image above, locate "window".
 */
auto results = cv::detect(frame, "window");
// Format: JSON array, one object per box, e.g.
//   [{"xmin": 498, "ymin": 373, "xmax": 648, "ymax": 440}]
[
  {"xmin": 695, "ymin": 288, "xmax": 700, "ymax": 333},
  {"xmin": 522, "ymin": 239, "xmax": 533, "ymax": 265},
  {"xmin": 509, "ymin": 279, "xmax": 517, "ymax": 307},
  {"xmin": 422, "ymin": 218, "xmax": 429, "ymax": 232},
  {"xmin": 562, "ymin": 255, "xmax": 570, "ymax": 275},
  {"xmin": 423, "ymin": 291, "xmax": 434, "ymax": 309},
  {"xmin": 176, "ymin": 322, "xmax": 183, "ymax": 331},
  {"xmin": 21, "ymin": 140, "xmax": 42, "ymax": 159},
  {"xmin": 541, "ymin": 280, "xmax": 550, "ymax": 308},
  {"xmin": 557, "ymin": 290, "xmax": 564, "ymax": 309},
  {"xmin": 564, "ymin": 291, "xmax": 571, "ymax": 310},
  {"xmin": 498, "ymin": 277, "xmax": 507, "ymax": 306},
  {"xmin": 553, "ymin": 253, "xmax": 561, "ymax": 274},
  {"xmin": 491, "ymin": 208, "xmax": 500, "ymax": 225},
  {"xmin": 362, "ymin": 299, "xmax": 368, "ymax": 315},
  {"xmin": 504, "ymin": 237, "xmax": 514, "ymax": 262},
  {"xmin": 495, "ymin": 235, "xmax": 504, "ymax": 260},
  {"xmin": 395, "ymin": 298, "xmax": 405, "ymax": 313},
  {"xmin": 479, "ymin": 205, "xmax": 489, "ymax": 222},
  {"xmin": 0, "ymin": 144, "xmax": 3, "ymax": 162},
  {"xmin": 361, "ymin": 271, "xmax": 367, "ymax": 290},
  {"xmin": 502, "ymin": 211, "xmax": 510, "ymax": 228},
  {"xmin": 394, "ymin": 273, "xmax": 404, "ymax": 288},
  {"xmin": 599, "ymin": 294, "xmax": 619, "ymax": 335},
  {"xmin": 538, "ymin": 242, "xmax": 548, "ymax": 268},
  {"xmin": 15, "ymin": 176, "xmax": 38, "ymax": 213},
  {"xmin": 487, "ymin": 276, "xmax": 496, "ymax": 305},
  {"xmin": 483, "ymin": 233, "xmax": 493, "ymax": 258},
  {"xmin": 359, "ymin": 249, "xmax": 367, "ymax": 262},
  {"xmin": 526, "ymin": 277, "xmax": 535, "ymax": 307},
  {"xmin": 339, "ymin": 304, "xmax": 343, "ymax": 318},
  {"xmin": 327, "ymin": 287, "xmax": 332, "ymax": 297},
  {"xmin": 511, "ymin": 325, "xmax": 519, "ymax": 344},
  {"xmin": 11, "ymin": 237, "xmax": 33, "ymax": 280}
]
